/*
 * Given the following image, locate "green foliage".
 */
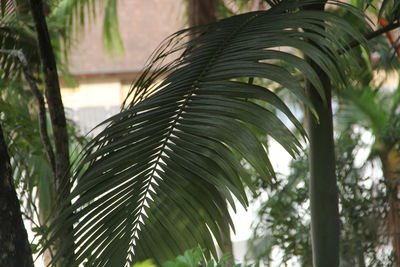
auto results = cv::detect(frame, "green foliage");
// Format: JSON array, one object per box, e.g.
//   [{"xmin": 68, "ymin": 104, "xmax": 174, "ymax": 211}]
[
  {"xmin": 51, "ymin": 0, "xmax": 124, "ymax": 54},
  {"xmin": 0, "ymin": 77, "xmax": 87, "ymax": 252},
  {"xmin": 133, "ymin": 248, "xmax": 247, "ymax": 267},
  {"xmin": 0, "ymin": 3, "xmax": 39, "ymax": 79},
  {"xmin": 163, "ymin": 248, "xmax": 209, "ymax": 267},
  {"xmin": 379, "ymin": 0, "xmax": 400, "ymax": 22},
  {"xmin": 163, "ymin": 248, "xmax": 236, "ymax": 267},
  {"xmin": 132, "ymin": 259, "xmax": 157, "ymax": 267},
  {"xmin": 0, "ymin": 79, "xmax": 53, "ymax": 220},
  {"xmin": 6, "ymin": 1, "xmax": 400, "ymax": 266},
  {"xmin": 337, "ymin": 81, "xmax": 400, "ymax": 152},
  {"xmin": 248, "ymin": 130, "xmax": 391, "ymax": 266}
]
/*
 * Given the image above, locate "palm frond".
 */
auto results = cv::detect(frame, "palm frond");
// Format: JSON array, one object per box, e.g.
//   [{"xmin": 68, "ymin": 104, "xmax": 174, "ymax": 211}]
[
  {"xmin": 0, "ymin": 12, "xmax": 38, "ymax": 80},
  {"xmin": 379, "ymin": 0, "xmax": 400, "ymax": 22},
  {"xmin": 51, "ymin": 0, "xmax": 123, "ymax": 54},
  {"xmin": 337, "ymin": 85, "xmax": 388, "ymax": 135},
  {"xmin": 0, "ymin": 0, "xmax": 14, "ymax": 17},
  {"xmin": 46, "ymin": 2, "xmax": 365, "ymax": 266}
]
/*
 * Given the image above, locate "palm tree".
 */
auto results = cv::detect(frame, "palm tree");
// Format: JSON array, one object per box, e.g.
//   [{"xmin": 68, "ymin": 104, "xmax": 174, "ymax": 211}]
[
  {"xmin": 302, "ymin": 1, "xmax": 341, "ymax": 265},
  {"xmin": 44, "ymin": 2, "xmax": 369, "ymax": 266},
  {"xmin": 248, "ymin": 128, "xmax": 392, "ymax": 266},
  {"xmin": 0, "ymin": 2, "xmax": 46, "ymax": 266},
  {"xmin": 2, "ymin": 1, "xmax": 399, "ymax": 266},
  {"xmin": 51, "ymin": 0, "xmax": 124, "ymax": 53},
  {"xmin": 0, "ymin": 0, "xmax": 123, "ymax": 265}
]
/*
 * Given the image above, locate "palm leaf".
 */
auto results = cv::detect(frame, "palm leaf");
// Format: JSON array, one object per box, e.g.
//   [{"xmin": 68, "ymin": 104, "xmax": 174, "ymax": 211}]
[
  {"xmin": 337, "ymin": 85, "xmax": 389, "ymax": 137},
  {"xmin": 0, "ymin": 3, "xmax": 39, "ymax": 80},
  {"xmin": 379, "ymin": 0, "xmax": 400, "ymax": 21},
  {"xmin": 51, "ymin": 0, "xmax": 123, "ymax": 54},
  {"xmin": 46, "ymin": 2, "xmax": 365, "ymax": 266},
  {"xmin": 0, "ymin": 0, "xmax": 13, "ymax": 17}
]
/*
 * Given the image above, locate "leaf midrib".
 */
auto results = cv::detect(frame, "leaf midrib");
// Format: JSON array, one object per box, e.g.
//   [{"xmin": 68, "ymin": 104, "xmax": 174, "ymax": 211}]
[{"xmin": 126, "ymin": 11, "xmax": 263, "ymax": 260}]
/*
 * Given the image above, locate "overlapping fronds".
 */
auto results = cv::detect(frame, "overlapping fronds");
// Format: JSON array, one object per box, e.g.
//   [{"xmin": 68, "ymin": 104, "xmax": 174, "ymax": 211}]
[
  {"xmin": 379, "ymin": 0, "xmax": 400, "ymax": 21},
  {"xmin": 46, "ymin": 2, "xmax": 365, "ymax": 266},
  {"xmin": 0, "ymin": 1, "xmax": 38, "ymax": 80},
  {"xmin": 338, "ymin": 86, "xmax": 387, "ymax": 133},
  {"xmin": 337, "ymin": 83, "xmax": 400, "ymax": 145},
  {"xmin": 51, "ymin": 0, "xmax": 123, "ymax": 53}
]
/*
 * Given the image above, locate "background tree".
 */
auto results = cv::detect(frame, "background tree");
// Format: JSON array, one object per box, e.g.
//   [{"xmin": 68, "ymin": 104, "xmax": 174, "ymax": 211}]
[
  {"xmin": 334, "ymin": 2, "xmax": 400, "ymax": 259},
  {"xmin": 338, "ymin": 82, "xmax": 400, "ymax": 264},
  {"xmin": 246, "ymin": 1, "xmax": 400, "ymax": 262}
]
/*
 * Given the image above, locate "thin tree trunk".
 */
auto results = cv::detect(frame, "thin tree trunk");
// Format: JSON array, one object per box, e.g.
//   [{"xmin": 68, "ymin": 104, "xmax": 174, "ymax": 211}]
[
  {"xmin": 0, "ymin": 49, "xmax": 57, "ymax": 176},
  {"xmin": 0, "ymin": 124, "xmax": 34, "ymax": 267},
  {"xmin": 380, "ymin": 149, "xmax": 400, "ymax": 267},
  {"xmin": 306, "ymin": 68, "xmax": 339, "ymax": 267},
  {"xmin": 188, "ymin": 0, "xmax": 217, "ymax": 27},
  {"xmin": 304, "ymin": 1, "xmax": 340, "ymax": 266},
  {"xmin": 29, "ymin": 0, "xmax": 70, "ymax": 199},
  {"xmin": 28, "ymin": 0, "xmax": 72, "ymax": 266}
]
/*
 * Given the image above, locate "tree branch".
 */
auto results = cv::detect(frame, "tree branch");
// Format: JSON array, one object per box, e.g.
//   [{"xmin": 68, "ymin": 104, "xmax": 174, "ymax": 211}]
[
  {"xmin": 0, "ymin": 49, "xmax": 56, "ymax": 175},
  {"xmin": 344, "ymin": 21, "xmax": 400, "ymax": 52}
]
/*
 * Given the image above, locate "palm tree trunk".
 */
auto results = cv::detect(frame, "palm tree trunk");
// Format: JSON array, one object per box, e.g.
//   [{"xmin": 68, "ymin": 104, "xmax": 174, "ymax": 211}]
[
  {"xmin": 380, "ymin": 149, "xmax": 400, "ymax": 267},
  {"xmin": 0, "ymin": 124, "xmax": 34, "ymax": 267},
  {"xmin": 304, "ymin": 2, "xmax": 340, "ymax": 266},
  {"xmin": 305, "ymin": 68, "xmax": 339, "ymax": 267},
  {"xmin": 28, "ymin": 0, "xmax": 72, "ymax": 266}
]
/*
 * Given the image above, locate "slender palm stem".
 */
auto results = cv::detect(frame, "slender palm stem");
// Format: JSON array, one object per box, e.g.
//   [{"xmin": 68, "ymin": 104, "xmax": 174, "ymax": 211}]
[
  {"xmin": 306, "ymin": 76, "xmax": 339, "ymax": 267},
  {"xmin": 304, "ymin": 1, "xmax": 340, "ymax": 266}
]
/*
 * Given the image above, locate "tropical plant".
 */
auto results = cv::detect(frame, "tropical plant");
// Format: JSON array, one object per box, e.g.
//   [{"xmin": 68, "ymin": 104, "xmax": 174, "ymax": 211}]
[
  {"xmin": 305, "ymin": 0, "xmax": 399, "ymax": 264},
  {"xmin": 163, "ymin": 247, "xmax": 235, "ymax": 267},
  {"xmin": 132, "ymin": 247, "xmax": 240, "ymax": 267},
  {"xmin": 2, "ymin": 0, "xmax": 400, "ymax": 266},
  {"xmin": 0, "ymin": 2, "xmax": 48, "ymax": 266},
  {"xmin": 42, "ymin": 1, "xmax": 371, "ymax": 266},
  {"xmin": 337, "ymin": 81, "xmax": 400, "ymax": 264},
  {"xmin": 0, "ymin": 77, "xmax": 87, "ymax": 258},
  {"xmin": 247, "ymin": 130, "xmax": 391, "ymax": 266},
  {"xmin": 1, "ymin": 0, "xmax": 90, "ymax": 265},
  {"xmin": 334, "ymin": 1, "xmax": 400, "ymax": 256},
  {"xmin": 50, "ymin": 0, "xmax": 124, "ymax": 54},
  {"xmin": 245, "ymin": 1, "xmax": 400, "ymax": 261}
]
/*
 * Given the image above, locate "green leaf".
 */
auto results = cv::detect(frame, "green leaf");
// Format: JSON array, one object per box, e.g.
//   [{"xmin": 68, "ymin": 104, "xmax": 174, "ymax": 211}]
[
  {"xmin": 132, "ymin": 259, "xmax": 157, "ymax": 267},
  {"xmin": 51, "ymin": 0, "xmax": 124, "ymax": 54}
]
